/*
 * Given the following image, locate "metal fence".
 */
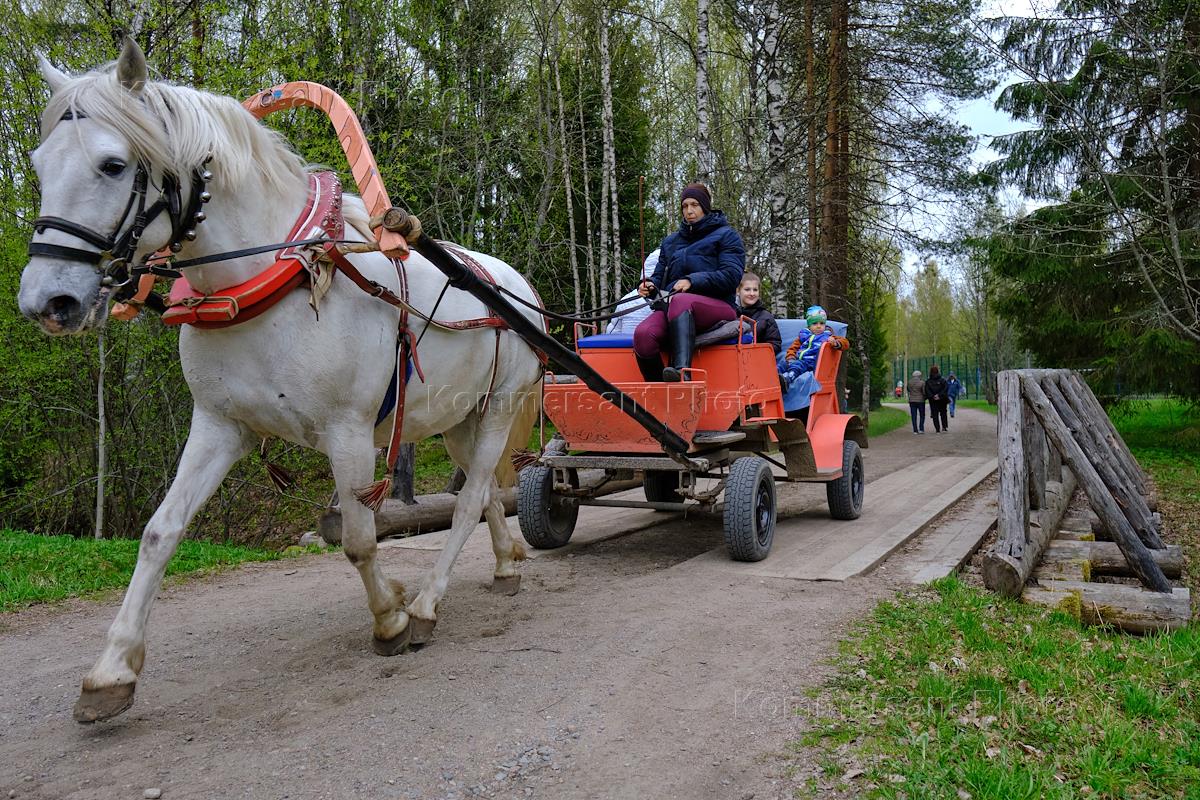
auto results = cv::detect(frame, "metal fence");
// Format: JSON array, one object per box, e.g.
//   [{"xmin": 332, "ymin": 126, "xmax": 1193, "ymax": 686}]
[{"xmin": 890, "ymin": 354, "xmax": 996, "ymax": 401}]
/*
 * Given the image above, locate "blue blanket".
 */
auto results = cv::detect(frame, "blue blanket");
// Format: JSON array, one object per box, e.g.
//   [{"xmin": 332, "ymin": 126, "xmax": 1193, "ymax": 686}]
[{"xmin": 775, "ymin": 319, "xmax": 847, "ymax": 412}]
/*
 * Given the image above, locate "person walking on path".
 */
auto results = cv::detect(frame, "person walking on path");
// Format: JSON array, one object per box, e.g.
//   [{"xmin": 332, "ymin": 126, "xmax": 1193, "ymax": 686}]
[
  {"xmin": 925, "ymin": 365, "xmax": 950, "ymax": 433},
  {"xmin": 907, "ymin": 370, "xmax": 926, "ymax": 434},
  {"xmin": 946, "ymin": 373, "xmax": 962, "ymax": 418}
]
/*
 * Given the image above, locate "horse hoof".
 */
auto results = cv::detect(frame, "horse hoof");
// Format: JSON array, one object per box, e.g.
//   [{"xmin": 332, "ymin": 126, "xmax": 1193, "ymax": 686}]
[
  {"xmin": 372, "ymin": 626, "xmax": 412, "ymax": 656},
  {"xmin": 490, "ymin": 574, "xmax": 522, "ymax": 596},
  {"xmin": 73, "ymin": 683, "xmax": 136, "ymax": 723},
  {"xmin": 408, "ymin": 616, "xmax": 438, "ymax": 646}
]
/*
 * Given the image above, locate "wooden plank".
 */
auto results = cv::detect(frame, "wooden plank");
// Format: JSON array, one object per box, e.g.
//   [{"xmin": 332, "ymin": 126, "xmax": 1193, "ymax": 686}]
[
  {"xmin": 1020, "ymin": 374, "xmax": 1172, "ymax": 593},
  {"xmin": 1045, "ymin": 540, "xmax": 1183, "ymax": 578},
  {"xmin": 1041, "ymin": 376, "xmax": 1163, "ymax": 549},
  {"xmin": 1022, "ymin": 397, "xmax": 1047, "ymax": 510},
  {"xmin": 992, "ymin": 371, "xmax": 1029, "ymax": 562},
  {"xmin": 1033, "ymin": 554, "xmax": 1090, "ymax": 582},
  {"xmin": 719, "ymin": 457, "xmax": 996, "ymax": 581},
  {"xmin": 1023, "ymin": 580, "xmax": 1191, "ymax": 634}
]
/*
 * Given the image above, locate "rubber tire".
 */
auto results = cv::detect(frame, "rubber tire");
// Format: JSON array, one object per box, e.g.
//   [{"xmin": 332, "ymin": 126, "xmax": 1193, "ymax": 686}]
[
  {"xmin": 827, "ymin": 440, "xmax": 865, "ymax": 520},
  {"xmin": 517, "ymin": 465, "xmax": 579, "ymax": 549},
  {"xmin": 642, "ymin": 470, "xmax": 681, "ymax": 507},
  {"xmin": 723, "ymin": 456, "xmax": 777, "ymax": 562}
]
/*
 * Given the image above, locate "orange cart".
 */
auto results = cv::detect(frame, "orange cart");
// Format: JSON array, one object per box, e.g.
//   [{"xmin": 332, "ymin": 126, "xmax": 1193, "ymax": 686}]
[{"xmin": 518, "ymin": 318, "xmax": 868, "ymax": 561}]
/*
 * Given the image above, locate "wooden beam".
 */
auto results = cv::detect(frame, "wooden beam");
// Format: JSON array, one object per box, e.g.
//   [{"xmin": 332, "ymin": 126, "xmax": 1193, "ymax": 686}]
[
  {"xmin": 1041, "ymin": 376, "xmax": 1163, "ymax": 549},
  {"xmin": 993, "ymin": 371, "xmax": 1029, "ymax": 559},
  {"xmin": 1066, "ymin": 373, "xmax": 1156, "ymax": 507},
  {"xmin": 1045, "ymin": 540, "xmax": 1183, "ymax": 578},
  {"xmin": 1022, "ymin": 397, "xmax": 1047, "ymax": 510},
  {"xmin": 983, "ymin": 468, "xmax": 1077, "ymax": 597},
  {"xmin": 1019, "ymin": 375, "xmax": 1172, "ymax": 592},
  {"xmin": 1023, "ymin": 580, "xmax": 1190, "ymax": 634}
]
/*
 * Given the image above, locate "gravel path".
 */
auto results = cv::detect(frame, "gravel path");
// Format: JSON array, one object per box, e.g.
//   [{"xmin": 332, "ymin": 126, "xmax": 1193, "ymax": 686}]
[{"xmin": 0, "ymin": 408, "xmax": 995, "ymax": 800}]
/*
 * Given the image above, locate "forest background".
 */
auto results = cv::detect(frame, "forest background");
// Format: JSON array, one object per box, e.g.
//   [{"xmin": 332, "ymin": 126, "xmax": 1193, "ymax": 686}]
[{"xmin": 0, "ymin": 0, "xmax": 1195, "ymax": 544}]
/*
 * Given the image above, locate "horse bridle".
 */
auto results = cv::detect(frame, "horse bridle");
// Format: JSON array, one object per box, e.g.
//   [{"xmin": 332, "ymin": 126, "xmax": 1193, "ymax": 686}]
[{"xmin": 26, "ymin": 108, "xmax": 211, "ymax": 300}]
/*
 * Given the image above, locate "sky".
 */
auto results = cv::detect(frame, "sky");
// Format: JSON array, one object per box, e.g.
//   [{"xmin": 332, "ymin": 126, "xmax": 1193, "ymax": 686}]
[{"xmin": 898, "ymin": 0, "xmax": 1040, "ymax": 283}]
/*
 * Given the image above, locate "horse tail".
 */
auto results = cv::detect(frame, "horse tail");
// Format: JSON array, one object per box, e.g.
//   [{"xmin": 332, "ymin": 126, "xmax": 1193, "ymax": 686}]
[{"xmin": 494, "ymin": 381, "xmax": 542, "ymax": 488}]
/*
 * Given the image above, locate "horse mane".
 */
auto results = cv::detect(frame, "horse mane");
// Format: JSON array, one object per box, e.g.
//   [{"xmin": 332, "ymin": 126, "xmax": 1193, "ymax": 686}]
[{"xmin": 42, "ymin": 63, "xmax": 307, "ymax": 197}]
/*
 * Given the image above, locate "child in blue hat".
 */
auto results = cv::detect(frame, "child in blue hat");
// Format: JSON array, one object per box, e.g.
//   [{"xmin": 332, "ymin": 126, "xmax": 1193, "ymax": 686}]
[{"xmin": 780, "ymin": 306, "xmax": 841, "ymax": 386}]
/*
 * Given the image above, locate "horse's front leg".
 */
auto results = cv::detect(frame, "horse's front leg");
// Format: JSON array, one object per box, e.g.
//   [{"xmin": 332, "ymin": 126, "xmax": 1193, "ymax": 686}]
[
  {"xmin": 75, "ymin": 408, "xmax": 252, "ymax": 723},
  {"xmin": 325, "ymin": 424, "xmax": 410, "ymax": 655},
  {"xmin": 405, "ymin": 410, "xmax": 516, "ymax": 644}
]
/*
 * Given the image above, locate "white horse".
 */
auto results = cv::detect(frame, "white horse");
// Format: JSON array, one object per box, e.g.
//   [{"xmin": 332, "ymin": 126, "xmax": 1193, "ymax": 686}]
[{"xmin": 17, "ymin": 41, "xmax": 543, "ymax": 723}]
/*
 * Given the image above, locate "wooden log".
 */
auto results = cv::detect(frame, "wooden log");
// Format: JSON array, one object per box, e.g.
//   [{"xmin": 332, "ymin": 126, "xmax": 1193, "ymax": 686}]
[
  {"xmin": 1051, "ymin": 376, "xmax": 1161, "ymax": 551},
  {"xmin": 1022, "ymin": 397, "xmax": 1048, "ymax": 510},
  {"xmin": 317, "ymin": 471, "xmax": 643, "ymax": 543},
  {"xmin": 993, "ymin": 371, "xmax": 1029, "ymax": 558},
  {"xmin": 1066, "ymin": 372, "xmax": 1153, "ymax": 502},
  {"xmin": 1033, "ymin": 552, "xmax": 1090, "ymax": 582},
  {"xmin": 982, "ymin": 465, "xmax": 1077, "ymax": 597},
  {"xmin": 1045, "ymin": 540, "xmax": 1183, "ymax": 578},
  {"xmin": 1020, "ymin": 375, "xmax": 1172, "ymax": 592},
  {"xmin": 1022, "ymin": 580, "xmax": 1191, "ymax": 634}
]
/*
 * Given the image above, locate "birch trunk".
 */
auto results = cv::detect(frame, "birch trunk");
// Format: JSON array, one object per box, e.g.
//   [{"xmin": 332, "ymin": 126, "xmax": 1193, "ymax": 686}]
[
  {"xmin": 578, "ymin": 66, "xmax": 598, "ymax": 310},
  {"xmin": 804, "ymin": 0, "xmax": 818, "ymax": 309},
  {"xmin": 554, "ymin": 54, "xmax": 582, "ymax": 315},
  {"xmin": 695, "ymin": 0, "xmax": 714, "ymax": 183},
  {"xmin": 764, "ymin": 0, "xmax": 791, "ymax": 313},
  {"xmin": 599, "ymin": 7, "xmax": 622, "ymax": 296}
]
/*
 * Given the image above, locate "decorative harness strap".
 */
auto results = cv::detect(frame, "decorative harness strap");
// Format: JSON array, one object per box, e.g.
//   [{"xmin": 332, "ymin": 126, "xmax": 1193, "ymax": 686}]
[{"xmin": 161, "ymin": 171, "xmax": 344, "ymax": 328}]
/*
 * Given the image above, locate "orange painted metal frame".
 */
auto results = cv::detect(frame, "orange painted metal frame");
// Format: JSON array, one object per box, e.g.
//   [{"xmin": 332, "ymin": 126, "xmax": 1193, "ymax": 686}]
[{"xmin": 545, "ymin": 319, "xmax": 860, "ymax": 467}]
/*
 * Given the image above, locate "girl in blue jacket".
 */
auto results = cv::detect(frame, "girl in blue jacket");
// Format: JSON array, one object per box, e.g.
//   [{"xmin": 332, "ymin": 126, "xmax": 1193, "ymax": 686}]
[{"xmin": 632, "ymin": 183, "xmax": 745, "ymax": 381}]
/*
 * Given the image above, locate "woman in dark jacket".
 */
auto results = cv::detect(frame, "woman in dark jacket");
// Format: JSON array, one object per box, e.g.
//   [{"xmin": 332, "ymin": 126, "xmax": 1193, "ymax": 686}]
[
  {"xmin": 633, "ymin": 182, "xmax": 745, "ymax": 381},
  {"xmin": 925, "ymin": 365, "xmax": 950, "ymax": 433}
]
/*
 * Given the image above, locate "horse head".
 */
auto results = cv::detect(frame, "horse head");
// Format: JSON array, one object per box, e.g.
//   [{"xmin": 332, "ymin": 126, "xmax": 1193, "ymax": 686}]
[{"xmin": 19, "ymin": 38, "xmax": 307, "ymax": 335}]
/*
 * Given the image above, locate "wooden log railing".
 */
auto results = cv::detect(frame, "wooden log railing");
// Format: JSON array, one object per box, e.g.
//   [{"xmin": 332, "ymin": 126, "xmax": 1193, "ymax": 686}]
[{"xmin": 982, "ymin": 369, "xmax": 1172, "ymax": 596}]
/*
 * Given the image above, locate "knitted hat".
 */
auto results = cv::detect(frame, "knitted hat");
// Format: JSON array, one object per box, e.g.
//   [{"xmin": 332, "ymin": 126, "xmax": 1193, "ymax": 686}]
[
  {"xmin": 805, "ymin": 305, "xmax": 828, "ymax": 326},
  {"xmin": 680, "ymin": 183, "xmax": 712, "ymax": 215}
]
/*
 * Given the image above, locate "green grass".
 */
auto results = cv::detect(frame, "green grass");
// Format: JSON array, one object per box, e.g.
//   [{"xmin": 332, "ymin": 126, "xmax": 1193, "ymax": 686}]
[
  {"xmin": 868, "ymin": 405, "xmax": 909, "ymax": 438},
  {"xmin": 797, "ymin": 576, "xmax": 1200, "ymax": 799},
  {"xmin": 0, "ymin": 530, "xmax": 325, "ymax": 612},
  {"xmin": 955, "ymin": 398, "xmax": 998, "ymax": 415},
  {"xmin": 795, "ymin": 398, "xmax": 1200, "ymax": 799}
]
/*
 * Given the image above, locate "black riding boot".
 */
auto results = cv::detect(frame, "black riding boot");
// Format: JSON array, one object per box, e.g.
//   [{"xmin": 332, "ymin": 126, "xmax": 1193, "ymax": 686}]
[
  {"xmin": 661, "ymin": 311, "xmax": 696, "ymax": 382},
  {"xmin": 635, "ymin": 354, "xmax": 663, "ymax": 382}
]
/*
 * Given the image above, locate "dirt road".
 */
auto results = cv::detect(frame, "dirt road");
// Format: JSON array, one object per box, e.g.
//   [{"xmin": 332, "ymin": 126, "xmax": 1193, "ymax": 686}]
[{"xmin": 0, "ymin": 409, "xmax": 995, "ymax": 800}]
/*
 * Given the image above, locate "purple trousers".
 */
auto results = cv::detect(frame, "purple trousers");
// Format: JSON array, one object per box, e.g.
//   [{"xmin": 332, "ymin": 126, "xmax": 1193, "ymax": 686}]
[{"xmin": 632, "ymin": 293, "xmax": 737, "ymax": 358}]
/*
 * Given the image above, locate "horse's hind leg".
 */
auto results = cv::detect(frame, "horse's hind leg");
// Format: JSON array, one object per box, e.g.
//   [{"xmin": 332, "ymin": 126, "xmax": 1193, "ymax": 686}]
[
  {"xmin": 406, "ymin": 408, "xmax": 518, "ymax": 642},
  {"xmin": 324, "ymin": 424, "xmax": 410, "ymax": 655},
  {"xmin": 484, "ymin": 477, "xmax": 526, "ymax": 595},
  {"xmin": 443, "ymin": 421, "xmax": 526, "ymax": 595},
  {"xmin": 75, "ymin": 408, "xmax": 251, "ymax": 723}
]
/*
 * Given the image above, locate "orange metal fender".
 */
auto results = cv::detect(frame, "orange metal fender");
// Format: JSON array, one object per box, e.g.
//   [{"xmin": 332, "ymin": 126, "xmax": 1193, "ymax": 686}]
[{"xmin": 808, "ymin": 413, "xmax": 868, "ymax": 471}]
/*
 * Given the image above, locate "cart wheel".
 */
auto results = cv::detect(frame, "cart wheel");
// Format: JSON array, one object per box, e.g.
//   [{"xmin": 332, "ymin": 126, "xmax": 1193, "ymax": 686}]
[
  {"xmin": 723, "ymin": 456, "xmax": 776, "ymax": 562},
  {"xmin": 827, "ymin": 440, "xmax": 865, "ymax": 520},
  {"xmin": 517, "ymin": 465, "xmax": 579, "ymax": 549},
  {"xmin": 642, "ymin": 470, "xmax": 681, "ymax": 508}
]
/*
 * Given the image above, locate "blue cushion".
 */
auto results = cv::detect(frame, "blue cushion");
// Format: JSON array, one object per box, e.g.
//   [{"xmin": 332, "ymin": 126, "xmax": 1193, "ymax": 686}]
[
  {"xmin": 577, "ymin": 331, "xmax": 753, "ymax": 349},
  {"xmin": 578, "ymin": 333, "xmax": 635, "ymax": 349}
]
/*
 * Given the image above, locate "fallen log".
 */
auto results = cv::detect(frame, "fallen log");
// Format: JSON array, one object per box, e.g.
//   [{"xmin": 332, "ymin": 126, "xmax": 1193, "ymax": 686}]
[
  {"xmin": 318, "ymin": 470, "xmax": 643, "ymax": 543},
  {"xmin": 982, "ymin": 470, "xmax": 1077, "ymax": 597},
  {"xmin": 1022, "ymin": 579, "xmax": 1191, "ymax": 634},
  {"xmin": 1044, "ymin": 540, "xmax": 1183, "ymax": 579}
]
